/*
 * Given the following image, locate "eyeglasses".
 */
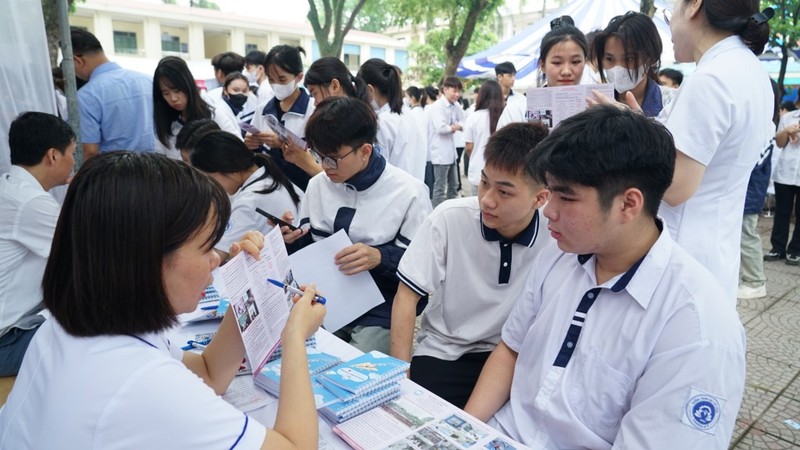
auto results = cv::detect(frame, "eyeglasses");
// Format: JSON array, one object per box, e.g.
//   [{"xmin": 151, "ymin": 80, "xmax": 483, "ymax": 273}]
[
  {"xmin": 311, "ymin": 145, "xmax": 361, "ymax": 169},
  {"xmin": 662, "ymin": 8, "xmax": 672, "ymax": 25}
]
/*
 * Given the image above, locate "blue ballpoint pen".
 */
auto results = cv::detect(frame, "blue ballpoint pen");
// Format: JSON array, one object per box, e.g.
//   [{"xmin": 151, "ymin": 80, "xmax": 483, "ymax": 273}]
[{"xmin": 266, "ymin": 278, "xmax": 327, "ymax": 305}]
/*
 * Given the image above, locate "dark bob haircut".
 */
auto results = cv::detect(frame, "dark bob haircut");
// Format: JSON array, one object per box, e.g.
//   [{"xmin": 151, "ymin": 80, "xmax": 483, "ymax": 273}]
[
  {"xmin": 43, "ymin": 152, "xmax": 231, "ymax": 337},
  {"xmin": 305, "ymin": 97, "xmax": 377, "ymax": 156},
  {"xmin": 594, "ymin": 12, "xmax": 662, "ymax": 84},
  {"xmin": 9, "ymin": 112, "xmax": 76, "ymax": 166},
  {"xmin": 483, "ymin": 121, "xmax": 549, "ymax": 187},
  {"xmin": 532, "ymin": 105, "xmax": 675, "ymax": 217}
]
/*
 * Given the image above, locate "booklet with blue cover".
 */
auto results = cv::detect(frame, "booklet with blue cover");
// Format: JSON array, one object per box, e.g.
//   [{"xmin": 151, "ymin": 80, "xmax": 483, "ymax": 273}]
[
  {"xmin": 255, "ymin": 348, "xmax": 341, "ymax": 397},
  {"xmin": 318, "ymin": 351, "xmax": 409, "ymax": 396}
]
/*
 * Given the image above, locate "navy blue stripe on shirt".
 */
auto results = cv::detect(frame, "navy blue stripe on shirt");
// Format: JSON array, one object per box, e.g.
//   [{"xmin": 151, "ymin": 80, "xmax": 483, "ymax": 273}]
[
  {"xmin": 397, "ymin": 270, "xmax": 429, "ymax": 297},
  {"xmin": 310, "ymin": 227, "xmax": 332, "ymax": 238},
  {"xmin": 229, "ymin": 415, "xmax": 249, "ymax": 449},
  {"xmin": 395, "ymin": 231, "xmax": 411, "ymax": 247}
]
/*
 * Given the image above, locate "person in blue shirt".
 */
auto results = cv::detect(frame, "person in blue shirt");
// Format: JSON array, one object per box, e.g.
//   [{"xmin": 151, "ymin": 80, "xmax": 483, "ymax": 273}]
[{"xmin": 70, "ymin": 28, "xmax": 156, "ymax": 158}]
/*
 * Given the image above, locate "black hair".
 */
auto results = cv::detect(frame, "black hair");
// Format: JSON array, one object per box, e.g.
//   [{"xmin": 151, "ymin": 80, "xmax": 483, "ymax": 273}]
[
  {"xmin": 532, "ymin": 105, "xmax": 675, "ymax": 217},
  {"xmin": 357, "ymin": 58, "xmax": 404, "ymax": 114},
  {"xmin": 265, "ymin": 45, "xmax": 306, "ymax": 76},
  {"xmin": 43, "ymin": 151, "xmax": 231, "ymax": 337},
  {"xmin": 223, "ymin": 72, "xmax": 250, "ymax": 92},
  {"xmin": 781, "ymin": 100, "xmax": 797, "ymax": 112},
  {"xmin": 550, "ymin": 15, "xmax": 575, "ymax": 30},
  {"xmin": 305, "ymin": 97, "xmax": 377, "ymax": 156},
  {"xmin": 70, "ymin": 27, "xmax": 103, "ymax": 55},
  {"xmin": 211, "ymin": 51, "xmax": 245, "ymax": 76},
  {"xmin": 475, "ymin": 80, "xmax": 505, "ymax": 134},
  {"xmin": 305, "ymin": 56, "xmax": 369, "ymax": 102},
  {"xmin": 153, "ymin": 56, "xmax": 213, "ymax": 147},
  {"xmin": 422, "ymin": 85, "xmax": 439, "ymax": 107},
  {"xmin": 442, "ymin": 76, "xmax": 463, "ymax": 91},
  {"xmin": 405, "ymin": 86, "xmax": 422, "ymax": 102},
  {"xmin": 175, "ymin": 118, "xmax": 220, "ymax": 152},
  {"xmin": 484, "ymin": 122, "xmax": 549, "ymax": 185},
  {"xmin": 191, "ymin": 131, "xmax": 301, "ymax": 207},
  {"xmin": 594, "ymin": 12, "xmax": 662, "ymax": 86},
  {"xmin": 9, "ymin": 112, "xmax": 76, "ymax": 166},
  {"xmin": 657, "ymin": 68, "xmax": 684, "ymax": 86},
  {"xmin": 538, "ymin": 21, "xmax": 588, "ymax": 84},
  {"xmin": 687, "ymin": 0, "xmax": 772, "ymax": 55},
  {"xmin": 244, "ymin": 50, "xmax": 267, "ymax": 67},
  {"xmin": 494, "ymin": 61, "xmax": 517, "ymax": 76}
]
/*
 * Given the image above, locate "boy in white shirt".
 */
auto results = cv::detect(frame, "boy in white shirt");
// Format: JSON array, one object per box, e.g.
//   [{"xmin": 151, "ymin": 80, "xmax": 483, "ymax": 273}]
[
  {"xmin": 465, "ymin": 106, "xmax": 745, "ymax": 450},
  {"xmin": 390, "ymin": 122, "xmax": 551, "ymax": 408},
  {"xmin": 0, "ymin": 112, "xmax": 75, "ymax": 375}
]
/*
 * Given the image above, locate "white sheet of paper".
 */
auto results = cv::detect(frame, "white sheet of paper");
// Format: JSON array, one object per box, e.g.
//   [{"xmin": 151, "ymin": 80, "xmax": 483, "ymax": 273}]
[
  {"xmin": 289, "ymin": 230, "xmax": 384, "ymax": 332},
  {"xmin": 223, "ymin": 376, "xmax": 275, "ymax": 412}
]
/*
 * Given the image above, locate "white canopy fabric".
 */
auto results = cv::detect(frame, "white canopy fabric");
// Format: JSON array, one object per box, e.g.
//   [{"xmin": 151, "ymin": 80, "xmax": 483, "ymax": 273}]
[{"xmin": 458, "ymin": 0, "xmax": 673, "ymax": 87}]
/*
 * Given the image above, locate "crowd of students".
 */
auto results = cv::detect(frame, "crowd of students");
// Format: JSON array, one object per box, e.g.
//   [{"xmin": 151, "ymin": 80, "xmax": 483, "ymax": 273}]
[{"xmin": 0, "ymin": 0, "xmax": 791, "ymax": 448}]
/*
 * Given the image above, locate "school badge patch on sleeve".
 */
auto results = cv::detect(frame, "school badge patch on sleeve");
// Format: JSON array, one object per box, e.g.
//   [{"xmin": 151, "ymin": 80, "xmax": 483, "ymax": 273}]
[{"xmin": 681, "ymin": 387, "xmax": 726, "ymax": 435}]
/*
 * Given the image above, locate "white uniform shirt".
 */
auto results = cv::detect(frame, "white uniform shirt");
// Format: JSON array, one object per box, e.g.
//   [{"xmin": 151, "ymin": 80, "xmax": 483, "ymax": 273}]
[
  {"xmin": 427, "ymin": 96, "xmax": 464, "ymax": 165},
  {"xmin": 0, "ymin": 319, "xmax": 266, "ymax": 449},
  {"xmin": 376, "ymin": 104, "xmax": 420, "ymax": 179},
  {"xmin": 398, "ymin": 197, "xmax": 550, "ymax": 360},
  {"xmin": 463, "ymin": 109, "xmax": 492, "ymax": 186},
  {"xmin": 659, "ymin": 36, "xmax": 774, "ymax": 303},
  {"xmin": 216, "ymin": 166, "xmax": 302, "ymax": 252},
  {"xmin": 156, "ymin": 93, "xmax": 243, "ymax": 160},
  {"xmin": 492, "ymin": 227, "xmax": 746, "ymax": 450},
  {"xmin": 251, "ymin": 93, "xmax": 315, "ymax": 141},
  {"xmin": 497, "ymin": 93, "xmax": 527, "ymax": 131},
  {"xmin": 400, "ymin": 105, "xmax": 428, "ymax": 181},
  {"xmin": 208, "ymin": 86, "xmax": 258, "ymax": 122},
  {"xmin": 0, "ymin": 166, "xmax": 58, "ymax": 336},
  {"xmin": 775, "ymin": 110, "xmax": 800, "ymax": 186},
  {"xmin": 256, "ymin": 79, "xmax": 274, "ymax": 106}
]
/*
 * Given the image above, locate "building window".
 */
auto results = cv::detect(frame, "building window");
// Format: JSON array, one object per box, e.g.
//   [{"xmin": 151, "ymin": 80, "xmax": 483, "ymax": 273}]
[
  {"xmin": 113, "ymin": 31, "xmax": 137, "ymax": 55},
  {"xmin": 370, "ymin": 47, "xmax": 385, "ymax": 60},
  {"xmin": 395, "ymin": 50, "xmax": 408, "ymax": 70},
  {"xmin": 343, "ymin": 44, "xmax": 360, "ymax": 71},
  {"xmin": 161, "ymin": 33, "xmax": 182, "ymax": 53},
  {"xmin": 245, "ymin": 43, "xmax": 259, "ymax": 54}
]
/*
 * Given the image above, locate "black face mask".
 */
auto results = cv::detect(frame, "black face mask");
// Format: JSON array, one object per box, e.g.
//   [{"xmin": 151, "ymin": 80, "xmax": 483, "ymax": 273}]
[{"xmin": 226, "ymin": 93, "xmax": 248, "ymax": 108}]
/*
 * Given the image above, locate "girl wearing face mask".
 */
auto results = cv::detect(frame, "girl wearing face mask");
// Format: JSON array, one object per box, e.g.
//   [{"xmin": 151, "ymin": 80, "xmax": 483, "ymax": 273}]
[
  {"xmin": 245, "ymin": 45, "xmax": 319, "ymax": 191},
  {"xmin": 153, "ymin": 56, "xmax": 241, "ymax": 160},
  {"xmin": 356, "ymin": 59, "xmax": 422, "ymax": 178},
  {"xmin": 498, "ymin": 18, "xmax": 588, "ymax": 128},
  {"xmin": 594, "ymin": 12, "xmax": 675, "ymax": 118},
  {"xmin": 220, "ymin": 72, "xmax": 255, "ymax": 121}
]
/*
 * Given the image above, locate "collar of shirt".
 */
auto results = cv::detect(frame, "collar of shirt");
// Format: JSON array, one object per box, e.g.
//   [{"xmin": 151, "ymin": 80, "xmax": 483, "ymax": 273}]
[
  {"xmin": 640, "ymin": 79, "xmax": 664, "ymax": 118},
  {"xmin": 89, "ymin": 61, "xmax": 121, "ymax": 81},
  {"xmin": 7, "ymin": 165, "xmax": 46, "ymax": 192},
  {"xmin": 262, "ymin": 87, "xmax": 311, "ymax": 118},
  {"xmin": 344, "ymin": 148, "xmax": 386, "ymax": 191},
  {"xmin": 376, "ymin": 103, "xmax": 391, "ymax": 115},
  {"xmin": 697, "ymin": 35, "xmax": 748, "ymax": 68},
  {"xmin": 575, "ymin": 219, "xmax": 670, "ymax": 309},
  {"xmin": 480, "ymin": 209, "xmax": 540, "ymax": 247}
]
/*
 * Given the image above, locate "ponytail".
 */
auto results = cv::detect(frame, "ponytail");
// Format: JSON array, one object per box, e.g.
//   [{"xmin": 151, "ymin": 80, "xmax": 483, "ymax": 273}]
[
  {"xmin": 357, "ymin": 58, "xmax": 404, "ymax": 114},
  {"xmin": 699, "ymin": 0, "xmax": 773, "ymax": 55}
]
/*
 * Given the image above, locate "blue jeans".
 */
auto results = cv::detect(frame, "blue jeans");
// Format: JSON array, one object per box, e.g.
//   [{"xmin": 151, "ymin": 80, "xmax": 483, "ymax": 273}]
[
  {"xmin": 0, "ymin": 320, "xmax": 43, "ymax": 377},
  {"xmin": 432, "ymin": 163, "xmax": 458, "ymax": 207}
]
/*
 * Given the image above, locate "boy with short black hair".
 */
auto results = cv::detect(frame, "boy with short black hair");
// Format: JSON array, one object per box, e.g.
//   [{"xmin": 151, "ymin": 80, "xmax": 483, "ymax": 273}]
[
  {"xmin": 465, "ymin": 106, "xmax": 746, "ymax": 449},
  {"xmin": 428, "ymin": 76, "xmax": 465, "ymax": 207},
  {"xmin": 391, "ymin": 122, "xmax": 551, "ymax": 408}
]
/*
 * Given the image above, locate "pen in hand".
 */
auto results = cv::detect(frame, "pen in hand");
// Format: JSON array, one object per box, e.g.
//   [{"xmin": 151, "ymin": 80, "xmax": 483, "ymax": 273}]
[{"xmin": 266, "ymin": 278, "xmax": 327, "ymax": 305}]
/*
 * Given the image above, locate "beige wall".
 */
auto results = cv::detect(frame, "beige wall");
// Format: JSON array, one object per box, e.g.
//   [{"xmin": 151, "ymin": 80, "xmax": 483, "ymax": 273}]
[{"xmin": 204, "ymin": 30, "xmax": 230, "ymax": 59}]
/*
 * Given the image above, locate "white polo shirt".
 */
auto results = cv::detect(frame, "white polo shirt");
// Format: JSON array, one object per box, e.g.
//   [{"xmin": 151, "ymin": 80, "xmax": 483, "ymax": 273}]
[
  {"xmin": 463, "ymin": 109, "xmax": 492, "ymax": 186},
  {"xmin": 215, "ymin": 166, "xmax": 302, "ymax": 252},
  {"xmin": 659, "ymin": 36, "xmax": 774, "ymax": 303},
  {"xmin": 0, "ymin": 166, "xmax": 58, "ymax": 336},
  {"xmin": 427, "ymin": 96, "xmax": 464, "ymax": 165},
  {"xmin": 491, "ymin": 225, "xmax": 746, "ymax": 450},
  {"xmin": 0, "ymin": 319, "xmax": 266, "ymax": 449},
  {"xmin": 497, "ymin": 93, "xmax": 527, "ymax": 131},
  {"xmin": 775, "ymin": 110, "xmax": 800, "ymax": 186},
  {"xmin": 399, "ymin": 197, "xmax": 549, "ymax": 360}
]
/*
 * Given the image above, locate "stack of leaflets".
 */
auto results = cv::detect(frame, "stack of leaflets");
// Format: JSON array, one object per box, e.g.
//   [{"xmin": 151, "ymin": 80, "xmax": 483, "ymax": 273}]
[
  {"xmin": 255, "ymin": 348, "xmax": 342, "ymax": 400},
  {"xmin": 316, "ymin": 351, "xmax": 409, "ymax": 423}
]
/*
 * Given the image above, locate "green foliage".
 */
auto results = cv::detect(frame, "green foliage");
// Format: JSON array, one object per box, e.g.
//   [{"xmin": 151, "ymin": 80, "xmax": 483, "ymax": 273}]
[{"xmin": 762, "ymin": 0, "xmax": 800, "ymax": 92}]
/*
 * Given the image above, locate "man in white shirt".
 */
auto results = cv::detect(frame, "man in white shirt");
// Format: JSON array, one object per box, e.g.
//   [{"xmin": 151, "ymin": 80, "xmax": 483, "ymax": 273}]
[
  {"xmin": 0, "ymin": 112, "xmax": 76, "ymax": 376},
  {"xmin": 244, "ymin": 50, "xmax": 274, "ymax": 107},
  {"xmin": 428, "ymin": 76, "xmax": 465, "ymax": 207},
  {"xmin": 465, "ymin": 106, "xmax": 745, "ymax": 450}
]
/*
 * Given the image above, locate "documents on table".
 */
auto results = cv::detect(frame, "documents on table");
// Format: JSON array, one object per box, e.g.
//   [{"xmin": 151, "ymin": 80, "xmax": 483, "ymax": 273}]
[
  {"xmin": 222, "ymin": 376, "xmax": 275, "ymax": 413},
  {"xmin": 289, "ymin": 230, "xmax": 384, "ymax": 332}
]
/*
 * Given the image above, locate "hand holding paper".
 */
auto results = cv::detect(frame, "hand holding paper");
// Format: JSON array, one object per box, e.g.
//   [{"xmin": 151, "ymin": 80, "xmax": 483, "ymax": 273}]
[{"xmin": 335, "ymin": 243, "xmax": 381, "ymax": 275}]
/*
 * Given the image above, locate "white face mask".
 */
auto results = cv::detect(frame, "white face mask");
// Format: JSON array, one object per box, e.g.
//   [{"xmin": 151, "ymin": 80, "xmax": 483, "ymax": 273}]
[
  {"xmin": 604, "ymin": 65, "xmax": 646, "ymax": 93},
  {"xmin": 244, "ymin": 68, "xmax": 259, "ymax": 85},
  {"xmin": 270, "ymin": 80, "xmax": 297, "ymax": 101}
]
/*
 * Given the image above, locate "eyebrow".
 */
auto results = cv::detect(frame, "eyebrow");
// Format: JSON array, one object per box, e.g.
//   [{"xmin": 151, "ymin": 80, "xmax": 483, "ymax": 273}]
[
  {"xmin": 548, "ymin": 184, "xmax": 576, "ymax": 194},
  {"xmin": 481, "ymin": 170, "xmax": 518, "ymax": 189}
]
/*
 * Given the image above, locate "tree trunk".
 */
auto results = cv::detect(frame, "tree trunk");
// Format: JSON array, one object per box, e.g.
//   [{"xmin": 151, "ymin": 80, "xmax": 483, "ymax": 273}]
[
  {"xmin": 42, "ymin": 0, "xmax": 61, "ymax": 67},
  {"xmin": 443, "ymin": 0, "xmax": 489, "ymax": 77},
  {"xmin": 779, "ymin": 41, "xmax": 789, "ymax": 97}
]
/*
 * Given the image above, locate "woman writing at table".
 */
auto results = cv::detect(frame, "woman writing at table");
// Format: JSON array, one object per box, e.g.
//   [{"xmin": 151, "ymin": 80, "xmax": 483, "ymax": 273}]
[{"xmin": 0, "ymin": 152, "xmax": 325, "ymax": 450}]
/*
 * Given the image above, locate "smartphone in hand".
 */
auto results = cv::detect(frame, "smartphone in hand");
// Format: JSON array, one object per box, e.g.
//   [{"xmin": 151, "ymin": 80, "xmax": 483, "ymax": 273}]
[{"xmin": 255, "ymin": 208, "xmax": 299, "ymax": 231}]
